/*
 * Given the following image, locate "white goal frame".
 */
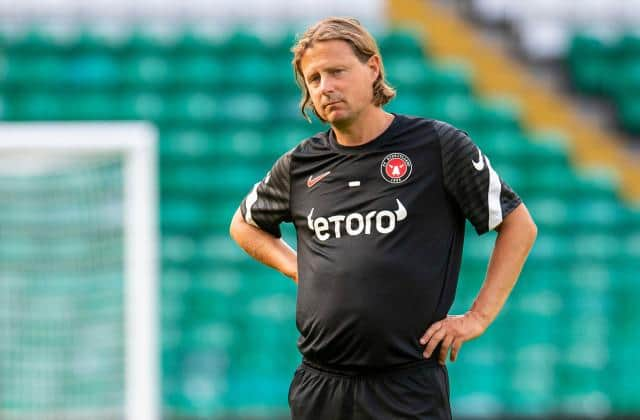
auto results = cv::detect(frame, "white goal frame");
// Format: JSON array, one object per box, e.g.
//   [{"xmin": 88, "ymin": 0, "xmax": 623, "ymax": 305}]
[{"xmin": 0, "ymin": 122, "xmax": 160, "ymax": 420}]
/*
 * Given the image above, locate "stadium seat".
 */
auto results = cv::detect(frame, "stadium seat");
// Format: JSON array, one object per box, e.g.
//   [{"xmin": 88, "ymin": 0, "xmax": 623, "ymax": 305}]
[
  {"xmin": 173, "ymin": 54, "xmax": 224, "ymax": 88},
  {"xmin": 167, "ymin": 92, "xmax": 221, "ymax": 125},
  {"xmin": 64, "ymin": 54, "xmax": 121, "ymax": 88},
  {"xmin": 121, "ymin": 54, "xmax": 174, "ymax": 87},
  {"xmin": 379, "ymin": 28, "xmax": 426, "ymax": 58}
]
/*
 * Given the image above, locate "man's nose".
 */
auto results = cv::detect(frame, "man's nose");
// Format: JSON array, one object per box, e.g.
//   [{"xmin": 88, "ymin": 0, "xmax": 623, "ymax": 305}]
[{"xmin": 319, "ymin": 76, "xmax": 335, "ymax": 93}]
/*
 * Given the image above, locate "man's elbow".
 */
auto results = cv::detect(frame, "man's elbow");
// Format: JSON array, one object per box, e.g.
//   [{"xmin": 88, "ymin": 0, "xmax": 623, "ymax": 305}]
[
  {"xmin": 499, "ymin": 203, "xmax": 537, "ymax": 246},
  {"xmin": 524, "ymin": 216, "xmax": 538, "ymax": 247},
  {"xmin": 522, "ymin": 204, "xmax": 538, "ymax": 245}
]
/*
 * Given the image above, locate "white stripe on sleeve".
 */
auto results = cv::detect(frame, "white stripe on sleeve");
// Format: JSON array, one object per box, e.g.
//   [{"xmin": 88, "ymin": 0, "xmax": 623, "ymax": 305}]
[
  {"xmin": 244, "ymin": 171, "xmax": 271, "ymax": 228},
  {"xmin": 485, "ymin": 156, "xmax": 503, "ymax": 231},
  {"xmin": 244, "ymin": 181, "xmax": 260, "ymax": 228}
]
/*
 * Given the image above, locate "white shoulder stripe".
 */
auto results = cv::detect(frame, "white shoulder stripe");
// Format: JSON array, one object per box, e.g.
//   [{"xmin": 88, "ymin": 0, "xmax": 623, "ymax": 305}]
[
  {"xmin": 244, "ymin": 171, "xmax": 272, "ymax": 228},
  {"xmin": 485, "ymin": 156, "xmax": 503, "ymax": 230},
  {"xmin": 244, "ymin": 181, "xmax": 261, "ymax": 228}
]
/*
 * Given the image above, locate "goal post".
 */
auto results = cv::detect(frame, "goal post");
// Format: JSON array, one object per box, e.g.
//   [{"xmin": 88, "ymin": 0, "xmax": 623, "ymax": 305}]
[{"xmin": 0, "ymin": 123, "xmax": 160, "ymax": 420}]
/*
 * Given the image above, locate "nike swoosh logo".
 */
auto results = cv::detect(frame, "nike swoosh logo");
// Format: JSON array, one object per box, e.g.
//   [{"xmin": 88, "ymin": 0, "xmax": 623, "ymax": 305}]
[
  {"xmin": 307, "ymin": 171, "xmax": 331, "ymax": 188},
  {"xmin": 472, "ymin": 149, "xmax": 485, "ymax": 171}
]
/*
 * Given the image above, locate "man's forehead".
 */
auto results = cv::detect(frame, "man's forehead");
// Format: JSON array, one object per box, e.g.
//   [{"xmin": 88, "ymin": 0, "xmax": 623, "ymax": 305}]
[{"xmin": 300, "ymin": 40, "xmax": 358, "ymax": 72}]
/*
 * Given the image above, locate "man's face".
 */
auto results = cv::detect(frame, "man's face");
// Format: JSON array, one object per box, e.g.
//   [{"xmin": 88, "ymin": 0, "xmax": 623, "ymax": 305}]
[{"xmin": 300, "ymin": 40, "xmax": 380, "ymax": 127}]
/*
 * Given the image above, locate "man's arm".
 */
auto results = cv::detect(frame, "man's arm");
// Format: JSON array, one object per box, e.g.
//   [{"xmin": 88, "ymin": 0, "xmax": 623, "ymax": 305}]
[
  {"xmin": 420, "ymin": 202, "xmax": 537, "ymax": 365},
  {"xmin": 229, "ymin": 207, "xmax": 298, "ymax": 284}
]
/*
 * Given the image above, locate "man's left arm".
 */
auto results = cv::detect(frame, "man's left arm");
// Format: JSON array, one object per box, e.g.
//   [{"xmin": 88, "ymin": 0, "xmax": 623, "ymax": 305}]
[{"xmin": 420, "ymin": 202, "xmax": 537, "ymax": 365}]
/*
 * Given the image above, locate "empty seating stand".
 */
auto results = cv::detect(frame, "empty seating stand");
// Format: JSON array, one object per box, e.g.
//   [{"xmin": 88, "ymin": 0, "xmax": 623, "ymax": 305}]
[
  {"xmin": 567, "ymin": 31, "xmax": 640, "ymax": 135},
  {"xmin": 0, "ymin": 23, "xmax": 639, "ymax": 418}
]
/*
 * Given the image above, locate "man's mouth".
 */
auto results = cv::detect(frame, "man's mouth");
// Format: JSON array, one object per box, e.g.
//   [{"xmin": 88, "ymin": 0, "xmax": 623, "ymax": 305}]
[{"xmin": 325, "ymin": 100, "xmax": 342, "ymax": 108}]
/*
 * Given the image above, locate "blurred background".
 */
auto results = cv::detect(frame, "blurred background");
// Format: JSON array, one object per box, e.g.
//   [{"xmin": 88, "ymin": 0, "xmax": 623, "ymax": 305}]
[{"xmin": 0, "ymin": 0, "xmax": 639, "ymax": 419}]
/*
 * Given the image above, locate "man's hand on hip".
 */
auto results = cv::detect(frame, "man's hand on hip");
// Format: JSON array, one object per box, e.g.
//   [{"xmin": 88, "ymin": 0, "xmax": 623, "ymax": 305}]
[{"xmin": 419, "ymin": 311, "xmax": 488, "ymax": 365}]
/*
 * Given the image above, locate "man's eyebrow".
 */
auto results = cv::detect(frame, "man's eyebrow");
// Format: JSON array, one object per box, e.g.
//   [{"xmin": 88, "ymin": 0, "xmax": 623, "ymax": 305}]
[{"xmin": 306, "ymin": 65, "xmax": 346, "ymax": 79}]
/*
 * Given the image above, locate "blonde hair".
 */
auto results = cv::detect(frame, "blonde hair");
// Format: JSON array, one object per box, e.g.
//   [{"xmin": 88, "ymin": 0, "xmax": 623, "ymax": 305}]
[{"xmin": 291, "ymin": 17, "xmax": 396, "ymax": 123}]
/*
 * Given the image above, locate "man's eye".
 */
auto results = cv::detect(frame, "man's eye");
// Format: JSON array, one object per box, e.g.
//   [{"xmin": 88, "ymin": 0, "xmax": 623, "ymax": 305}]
[{"xmin": 308, "ymin": 75, "xmax": 320, "ymax": 84}]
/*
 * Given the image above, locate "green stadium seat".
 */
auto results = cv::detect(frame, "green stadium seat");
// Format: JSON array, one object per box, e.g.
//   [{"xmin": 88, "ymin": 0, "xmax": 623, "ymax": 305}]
[
  {"xmin": 426, "ymin": 93, "xmax": 479, "ymax": 128},
  {"xmin": 118, "ymin": 92, "xmax": 168, "ymax": 122},
  {"xmin": 222, "ymin": 55, "xmax": 279, "ymax": 90},
  {"xmin": 269, "ymin": 56, "xmax": 300, "ymax": 94},
  {"xmin": 615, "ymin": 32, "xmax": 640, "ymax": 59},
  {"xmin": 0, "ymin": 56, "xmax": 32, "ymax": 86},
  {"xmin": 161, "ymin": 163, "xmax": 264, "ymax": 195},
  {"xmin": 1, "ymin": 56, "xmax": 66, "ymax": 87},
  {"xmin": 207, "ymin": 198, "xmax": 243, "ymax": 231},
  {"xmin": 64, "ymin": 54, "xmax": 121, "ymax": 88},
  {"xmin": 161, "ymin": 234, "xmax": 198, "ymax": 264},
  {"xmin": 161, "ymin": 198, "xmax": 208, "ymax": 230},
  {"xmin": 567, "ymin": 31, "xmax": 640, "ymax": 137},
  {"xmin": 160, "ymin": 129, "xmax": 209, "ymax": 159},
  {"xmin": 12, "ymin": 93, "xmax": 67, "ymax": 120},
  {"xmin": 173, "ymin": 54, "xmax": 224, "ymax": 87},
  {"xmin": 384, "ymin": 56, "xmax": 432, "ymax": 92},
  {"xmin": 218, "ymin": 93, "xmax": 271, "ymax": 126},
  {"xmin": 385, "ymin": 92, "xmax": 429, "ymax": 116},
  {"xmin": 64, "ymin": 93, "xmax": 119, "ymax": 120},
  {"xmin": 167, "ymin": 92, "xmax": 221, "ymax": 125},
  {"xmin": 429, "ymin": 61, "xmax": 473, "ymax": 95},
  {"xmin": 618, "ymin": 94, "xmax": 640, "ymax": 134},
  {"xmin": 224, "ymin": 129, "xmax": 271, "ymax": 160},
  {"xmin": 266, "ymin": 124, "xmax": 318, "ymax": 152},
  {"xmin": 379, "ymin": 29, "xmax": 426, "ymax": 59},
  {"xmin": 474, "ymin": 97, "xmax": 521, "ymax": 132},
  {"xmin": 572, "ymin": 233, "xmax": 622, "ymax": 262},
  {"xmin": 567, "ymin": 32, "xmax": 611, "ymax": 95},
  {"xmin": 121, "ymin": 54, "xmax": 174, "ymax": 87},
  {"xmin": 197, "ymin": 234, "xmax": 247, "ymax": 265}
]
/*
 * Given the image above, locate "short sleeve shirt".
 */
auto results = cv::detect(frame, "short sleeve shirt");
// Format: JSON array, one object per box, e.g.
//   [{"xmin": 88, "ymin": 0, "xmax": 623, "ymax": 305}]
[{"xmin": 240, "ymin": 114, "xmax": 521, "ymax": 368}]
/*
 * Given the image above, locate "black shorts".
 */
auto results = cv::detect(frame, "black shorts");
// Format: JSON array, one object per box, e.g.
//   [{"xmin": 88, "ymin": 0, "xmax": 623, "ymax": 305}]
[{"xmin": 288, "ymin": 358, "xmax": 452, "ymax": 420}]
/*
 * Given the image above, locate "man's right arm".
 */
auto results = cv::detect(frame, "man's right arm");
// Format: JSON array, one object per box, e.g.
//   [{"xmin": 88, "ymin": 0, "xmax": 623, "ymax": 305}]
[{"xmin": 229, "ymin": 207, "xmax": 298, "ymax": 284}]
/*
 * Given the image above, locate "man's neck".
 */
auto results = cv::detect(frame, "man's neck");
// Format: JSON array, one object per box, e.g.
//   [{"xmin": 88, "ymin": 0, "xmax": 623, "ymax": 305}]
[{"xmin": 332, "ymin": 108, "xmax": 394, "ymax": 147}]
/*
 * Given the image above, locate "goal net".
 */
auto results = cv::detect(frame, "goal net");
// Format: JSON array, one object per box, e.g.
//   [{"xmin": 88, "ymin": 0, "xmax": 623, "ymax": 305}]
[{"xmin": 0, "ymin": 123, "xmax": 159, "ymax": 420}]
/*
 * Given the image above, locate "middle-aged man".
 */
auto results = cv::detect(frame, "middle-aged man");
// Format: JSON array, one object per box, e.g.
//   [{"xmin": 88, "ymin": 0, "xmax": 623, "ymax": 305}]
[{"xmin": 230, "ymin": 16, "xmax": 537, "ymax": 420}]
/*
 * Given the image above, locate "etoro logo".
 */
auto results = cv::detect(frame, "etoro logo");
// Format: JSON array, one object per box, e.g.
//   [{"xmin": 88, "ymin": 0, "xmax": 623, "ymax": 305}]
[
  {"xmin": 381, "ymin": 153, "xmax": 412, "ymax": 184},
  {"xmin": 307, "ymin": 199, "xmax": 407, "ymax": 241}
]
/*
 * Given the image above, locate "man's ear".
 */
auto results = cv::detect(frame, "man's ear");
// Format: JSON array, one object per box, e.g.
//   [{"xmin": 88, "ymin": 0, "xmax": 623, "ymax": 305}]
[{"xmin": 367, "ymin": 55, "xmax": 381, "ymax": 81}]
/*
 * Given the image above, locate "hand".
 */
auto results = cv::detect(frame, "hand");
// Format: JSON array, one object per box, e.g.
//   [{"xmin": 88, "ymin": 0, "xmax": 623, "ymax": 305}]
[
  {"xmin": 287, "ymin": 269, "xmax": 298, "ymax": 284},
  {"xmin": 419, "ymin": 311, "xmax": 488, "ymax": 365}
]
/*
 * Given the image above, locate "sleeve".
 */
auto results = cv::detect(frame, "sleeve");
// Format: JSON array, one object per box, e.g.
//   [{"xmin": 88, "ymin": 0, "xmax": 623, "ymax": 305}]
[
  {"xmin": 435, "ymin": 121, "xmax": 522, "ymax": 235},
  {"xmin": 239, "ymin": 150, "xmax": 292, "ymax": 238}
]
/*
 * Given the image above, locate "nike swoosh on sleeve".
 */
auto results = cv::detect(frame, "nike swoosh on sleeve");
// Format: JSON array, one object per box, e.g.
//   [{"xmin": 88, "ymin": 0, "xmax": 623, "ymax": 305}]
[{"xmin": 471, "ymin": 149, "xmax": 485, "ymax": 171}]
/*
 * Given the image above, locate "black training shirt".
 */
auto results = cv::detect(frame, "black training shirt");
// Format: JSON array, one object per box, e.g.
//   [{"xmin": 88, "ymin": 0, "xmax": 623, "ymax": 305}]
[{"xmin": 240, "ymin": 114, "xmax": 521, "ymax": 369}]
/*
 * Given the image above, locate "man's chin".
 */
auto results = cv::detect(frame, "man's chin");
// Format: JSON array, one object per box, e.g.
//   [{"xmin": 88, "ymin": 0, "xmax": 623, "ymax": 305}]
[{"xmin": 326, "ymin": 110, "xmax": 352, "ymax": 126}]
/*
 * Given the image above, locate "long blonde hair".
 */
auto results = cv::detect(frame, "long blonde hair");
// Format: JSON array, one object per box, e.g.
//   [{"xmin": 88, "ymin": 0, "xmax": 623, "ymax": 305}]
[{"xmin": 291, "ymin": 17, "xmax": 396, "ymax": 122}]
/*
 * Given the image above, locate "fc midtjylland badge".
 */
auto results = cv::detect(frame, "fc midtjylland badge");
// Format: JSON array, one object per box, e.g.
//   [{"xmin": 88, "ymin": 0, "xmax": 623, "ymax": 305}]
[{"xmin": 380, "ymin": 153, "xmax": 412, "ymax": 184}]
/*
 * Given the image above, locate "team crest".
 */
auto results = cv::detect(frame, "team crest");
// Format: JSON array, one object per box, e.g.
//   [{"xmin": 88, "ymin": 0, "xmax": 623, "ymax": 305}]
[{"xmin": 380, "ymin": 153, "xmax": 412, "ymax": 184}]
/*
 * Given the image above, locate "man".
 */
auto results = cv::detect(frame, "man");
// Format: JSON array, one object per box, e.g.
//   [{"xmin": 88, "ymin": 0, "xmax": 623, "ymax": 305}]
[{"xmin": 229, "ymin": 17, "xmax": 537, "ymax": 420}]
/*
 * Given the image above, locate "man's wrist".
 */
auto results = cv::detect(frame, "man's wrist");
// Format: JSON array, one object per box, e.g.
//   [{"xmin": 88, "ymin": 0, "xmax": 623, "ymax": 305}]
[{"xmin": 467, "ymin": 308, "xmax": 491, "ymax": 331}]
